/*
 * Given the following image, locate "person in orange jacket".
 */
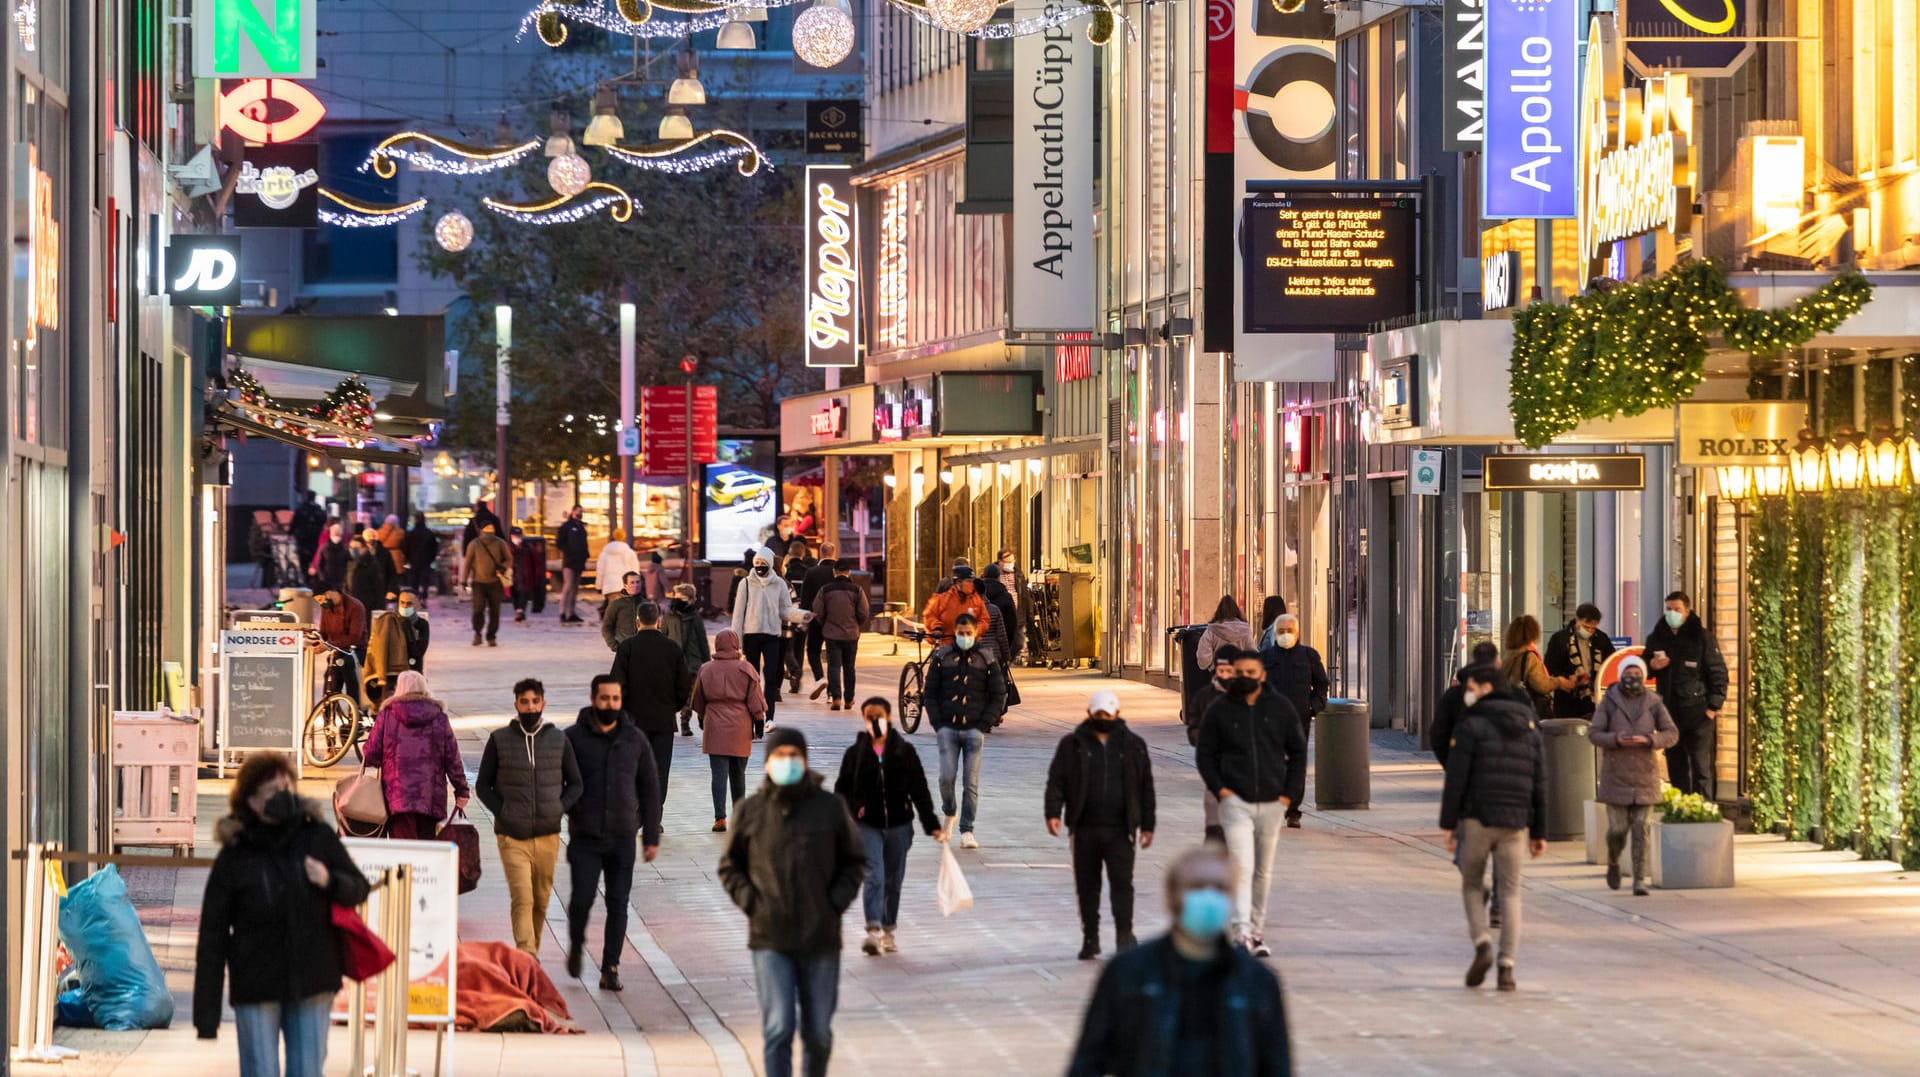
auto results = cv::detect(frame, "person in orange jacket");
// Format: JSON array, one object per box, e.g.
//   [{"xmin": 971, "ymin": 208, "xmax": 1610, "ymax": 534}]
[{"xmin": 922, "ymin": 565, "xmax": 991, "ymax": 642}]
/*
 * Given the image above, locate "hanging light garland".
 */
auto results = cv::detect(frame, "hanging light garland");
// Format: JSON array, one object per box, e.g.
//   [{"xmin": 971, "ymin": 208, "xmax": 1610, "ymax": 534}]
[
  {"xmin": 226, "ymin": 368, "xmax": 378, "ymax": 440},
  {"xmin": 522, "ymin": 0, "xmax": 1115, "ymax": 48},
  {"xmin": 317, "ymin": 188, "xmax": 430, "ymax": 228},
  {"xmin": 602, "ymin": 128, "xmax": 767, "ymax": 176},
  {"xmin": 483, "ymin": 182, "xmax": 638, "ymax": 225},
  {"xmin": 524, "ymin": 0, "xmax": 808, "ymax": 44},
  {"xmin": 361, "ymin": 132, "xmax": 542, "ymax": 178},
  {"xmin": 896, "ymin": 0, "xmax": 1118, "ymax": 43}
]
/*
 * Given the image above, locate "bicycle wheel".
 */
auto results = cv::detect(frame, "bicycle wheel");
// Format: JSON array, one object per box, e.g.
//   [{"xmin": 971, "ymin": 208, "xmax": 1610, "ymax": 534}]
[
  {"xmin": 303, "ymin": 694, "xmax": 360, "ymax": 768},
  {"xmin": 898, "ymin": 661, "xmax": 925, "ymax": 733}
]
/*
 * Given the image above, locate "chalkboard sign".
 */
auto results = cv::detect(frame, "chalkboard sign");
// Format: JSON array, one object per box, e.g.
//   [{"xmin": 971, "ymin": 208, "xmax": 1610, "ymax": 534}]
[{"xmin": 220, "ymin": 628, "xmax": 307, "ymax": 764}]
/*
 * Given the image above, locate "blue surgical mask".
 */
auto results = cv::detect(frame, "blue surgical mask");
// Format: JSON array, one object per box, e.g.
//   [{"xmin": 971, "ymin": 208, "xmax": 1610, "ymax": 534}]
[
  {"xmin": 766, "ymin": 756, "xmax": 805, "ymax": 786},
  {"xmin": 954, "ymin": 635, "xmax": 976, "ymax": 651},
  {"xmin": 1664, "ymin": 609, "xmax": 1685, "ymax": 629},
  {"xmin": 1178, "ymin": 888, "xmax": 1232, "ymax": 939}
]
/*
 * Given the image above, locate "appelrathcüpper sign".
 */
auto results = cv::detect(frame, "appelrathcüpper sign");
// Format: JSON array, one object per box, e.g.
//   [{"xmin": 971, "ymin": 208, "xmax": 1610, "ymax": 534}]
[
  {"xmin": 1012, "ymin": 0, "xmax": 1093, "ymax": 332},
  {"xmin": 1676, "ymin": 401, "xmax": 1806, "ymax": 467},
  {"xmin": 803, "ymin": 165, "xmax": 858, "ymax": 368}
]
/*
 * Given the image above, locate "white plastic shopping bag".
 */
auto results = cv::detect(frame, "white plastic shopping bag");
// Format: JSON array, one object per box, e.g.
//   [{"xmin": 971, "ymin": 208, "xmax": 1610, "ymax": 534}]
[{"xmin": 936, "ymin": 842, "xmax": 974, "ymax": 916}]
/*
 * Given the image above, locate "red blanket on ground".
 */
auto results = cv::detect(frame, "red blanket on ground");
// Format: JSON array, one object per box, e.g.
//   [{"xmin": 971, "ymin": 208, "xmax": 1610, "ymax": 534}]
[{"xmin": 453, "ymin": 941, "xmax": 582, "ymax": 1034}]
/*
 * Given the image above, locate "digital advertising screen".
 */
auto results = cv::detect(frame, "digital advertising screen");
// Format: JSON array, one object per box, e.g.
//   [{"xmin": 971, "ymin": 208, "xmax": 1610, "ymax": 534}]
[
  {"xmin": 703, "ymin": 438, "xmax": 780, "ymax": 562},
  {"xmin": 1242, "ymin": 195, "xmax": 1418, "ymax": 334}
]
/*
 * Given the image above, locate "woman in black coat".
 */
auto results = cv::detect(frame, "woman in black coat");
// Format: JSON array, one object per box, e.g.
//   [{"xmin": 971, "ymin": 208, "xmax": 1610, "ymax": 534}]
[
  {"xmin": 194, "ymin": 752, "xmax": 370, "ymax": 1077},
  {"xmin": 833, "ymin": 697, "xmax": 944, "ymax": 956},
  {"xmin": 403, "ymin": 511, "xmax": 440, "ymax": 599}
]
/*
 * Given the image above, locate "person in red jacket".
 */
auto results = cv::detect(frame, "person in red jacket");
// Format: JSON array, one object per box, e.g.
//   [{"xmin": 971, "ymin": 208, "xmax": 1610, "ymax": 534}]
[{"xmin": 921, "ymin": 566, "xmax": 991, "ymax": 642}]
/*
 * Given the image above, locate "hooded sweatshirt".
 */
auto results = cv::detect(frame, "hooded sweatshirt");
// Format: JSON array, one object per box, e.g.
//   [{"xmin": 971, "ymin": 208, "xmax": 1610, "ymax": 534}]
[
  {"xmin": 361, "ymin": 695, "xmax": 469, "ymax": 818},
  {"xmin": 731, "ymin": 547, "xmax": 797, "ymax": 637}
]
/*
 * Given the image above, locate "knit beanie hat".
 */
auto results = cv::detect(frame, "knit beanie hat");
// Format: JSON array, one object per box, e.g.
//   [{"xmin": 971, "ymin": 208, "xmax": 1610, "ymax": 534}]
[{"xmin": 766, "ymin": 726, "xmax": 809, "ymax": 758}]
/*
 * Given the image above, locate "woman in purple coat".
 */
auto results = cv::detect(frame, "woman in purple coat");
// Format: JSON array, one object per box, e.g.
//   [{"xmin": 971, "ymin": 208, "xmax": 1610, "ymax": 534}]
[{"xmin": 361, "ymin": 670, "xmax": 470, "ymax": 840}]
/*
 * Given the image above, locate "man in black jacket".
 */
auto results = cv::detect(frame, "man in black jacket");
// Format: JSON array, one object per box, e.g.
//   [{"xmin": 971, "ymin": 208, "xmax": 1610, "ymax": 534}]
[
  {"xmin": 1190, "ymin": 647, "xmax": 1241, "ymax": 844},
  {"xmin": 1259, "ymin": 613, "xmax": 1328, "ymax": 827},
  {"xmin": 1196, "ymin": 651, "xmax": 1306, "ymax": 958},
  {"xmin": 1642, "ymin": 591, "xmax": 1728, "ymax": 799},
  {"xmin": 1439, "ymin": 666, "xmax": 1547, "ymax": 992},
  {"xmin": 1543, "ymin": 603, "xmax": 1613, "ymax": 719},
  {"xmin": 719, "ymin": 728, "xmax": 866, "ymax": 1077},
  {"xmin": 610, "ymin": 602, "xmax": 692, "ymax": 800},
  {"xmin": 564, "ymin": 675, "xmax": 663, "ymax": 991},
  {"xmin": 1046, "ymin": 689, "xmax": 1157, "ymax": 960},
  {"xmin": 923, "ymin": 614, "xmax": 1006, "ymax": 848},
  {"xmin": 799, "ymin": 542, "xmax": 838, "ymax": 696},
  {"xmin": 1067, "ymin": 845, "xmax": 1291, "ymax": 1077},
  {"xmin": 476, "ymin": 679, "xmax": 584, "ymax": 955},
  {"xmin": 555, "ymin": 503, "xmax": 591, "ymax": 625},
  {"xmin": 1432, "ymin": 642, "xmax": 1502, "ymax": 766}
]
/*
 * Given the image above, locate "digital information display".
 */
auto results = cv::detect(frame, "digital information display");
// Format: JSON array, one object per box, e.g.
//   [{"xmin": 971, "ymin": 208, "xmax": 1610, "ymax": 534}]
[{"xmin": 1242, "ymin": 195, "xmax": 1418, "ymax": 334}]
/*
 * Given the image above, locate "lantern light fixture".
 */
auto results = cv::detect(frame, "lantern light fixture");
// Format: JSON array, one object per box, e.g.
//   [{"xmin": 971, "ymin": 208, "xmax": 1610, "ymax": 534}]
[
  {"xmin": 1825, "ymin": 429, "xmax": 1866, "ymax": 492},
  {"xmin": 1714, "ymin": 466, "xmax": 1752, "ymax": 502},
  {"xmin": 716, "ymin": 16, "xmax": 756, "ymax": 49},
  {"xmin": 1789, "ymin": 430, "xmax": 1826, "ymax": 494},
  {"xmin": 667, "ymin": 51, "xmax": 707, "ymax": 105},
  {"xmin": 583, "ymin": 87, "xmax": 625, "ymax": 147},
  {"xmin": 545, "ymin": 109, "xmax": 575, "ymax": 157},
  {"xmin": 1751, "ymin": 465, "xmax": 1791, "ymax": 499},
  {"xmin": 658, "ymin": 107, "xmax": 695, "ymax": 141},
  {"xmin": 1864, "ymin": 430, "xmax": 1905, "ymax": 489}
]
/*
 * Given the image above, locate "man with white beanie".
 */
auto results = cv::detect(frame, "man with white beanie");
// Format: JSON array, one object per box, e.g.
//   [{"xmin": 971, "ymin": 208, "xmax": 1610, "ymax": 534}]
[
  {"xmin": 732, "ymin": 546, "xmax": 798, "ymax": 730},
  {"xmin": 1045, "ymin": 689, "xmax": 1157, "ymax": 961}
]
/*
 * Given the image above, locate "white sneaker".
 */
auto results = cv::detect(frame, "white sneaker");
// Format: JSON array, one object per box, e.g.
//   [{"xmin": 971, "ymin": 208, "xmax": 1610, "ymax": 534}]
[{"xmin": 960, "ymin": 832, "xmax": 979, "ymax": 850}]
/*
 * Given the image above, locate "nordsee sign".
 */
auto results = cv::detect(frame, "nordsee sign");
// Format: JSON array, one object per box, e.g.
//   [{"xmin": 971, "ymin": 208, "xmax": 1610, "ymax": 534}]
[
  {"xmin": 1012, "ymin": 1, "xmax": 1093, "ymax": 332},
  {"xmin": 1483, "ymin": 0, "xmax": 1577, "ymax": 219},
  {"xmin": 803, "ymin": 165, "xmax": 859, "ymax": 369},
  {"xmin": 195, "ymin": 0, "xmax": 317, "ymax": 80}
]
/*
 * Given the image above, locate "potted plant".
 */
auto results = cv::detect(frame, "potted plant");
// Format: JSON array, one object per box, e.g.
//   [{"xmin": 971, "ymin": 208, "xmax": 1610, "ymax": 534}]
[{"xmin": 1650, "ymin": 786, "xmax": 1735, "ymax": 889}]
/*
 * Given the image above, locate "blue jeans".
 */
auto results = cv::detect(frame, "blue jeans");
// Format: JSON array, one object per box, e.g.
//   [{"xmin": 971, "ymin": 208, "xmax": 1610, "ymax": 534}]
[
  {"xmin": 858, "ymin": 823, "xmax": 914, "ymax": 928},
  {"xmin": 936, "ymin": 726, "xmax": 985, "ymax": 833},
  {"xmin": 233, "ymin": 993, "xmax": 332, "ymax": 1077},
  {"xmin": 752, "ymin": 950, "xmax": 840, "ymax": 1077}
]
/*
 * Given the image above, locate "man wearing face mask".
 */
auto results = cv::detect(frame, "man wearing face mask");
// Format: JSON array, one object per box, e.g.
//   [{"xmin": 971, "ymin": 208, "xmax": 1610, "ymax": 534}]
[
  {"xmin": 1067, "ymin": 845, "xmax": 1292, "ymax": 1077},
  {"xmin": 1588, "ymin": 656, "xmax": 1678, "ymax": 895},
  {"xmin": 601, "ymin": 571, "xmax": 647, "ymax": 653},
  {"xmin": 1196, "ymin": 651, "xmax": 1307, "ymax": 958},
  {"xmin": 733, "ymin": 547, "xmax": 799, "ymax": 729},
  {"xmin": 923, "ymin": 613, "xmax": 1006, "ymax": 849},
  {"xmin": 1258, "ymin": 614, "xmax": 1329, "ymax": 828},
  {"xmin": 994, "ymin": 547, "xmax": 1025, "ymax": 660},
  {"xmin": 396, "ymin": 590, "xmax": 430, "ymax": 672},
  {"xmin": 1641, "ymin": 591, "xmax": 1728, "ymax": 799},
  {"xmin": 1046, "ymin": 690, "xmax": 1157, "ymax": 960},
  {"xmin": 1544, "ymin": 603, "xmax": 1613, "ymax": 720},
  {"xmin": 833, "ymin": 698, "xmax": 943, "ymax": 956},
  {"xmin": 476, "ymin": 679, "xmax": 584, "ymax": 955},
  {"xmin": 564, "ymin": 675, "xmax": 663, "ymax": 990},
  {"xmin": 720, "ymin": 728, "xmax": 867, "ymax": 1077}
]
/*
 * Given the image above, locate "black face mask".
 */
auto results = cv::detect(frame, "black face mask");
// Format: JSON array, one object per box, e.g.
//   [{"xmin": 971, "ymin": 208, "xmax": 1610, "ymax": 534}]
[
  {"xmin": 670, "ymin": 598, "xmax": 689, "ymax": 612},
  {"xmin": 594, "ymin": 707, "xmax": 623, "ymax": 728},
  {"xmin": 1227, "ymin": 676, "xmax": 1262, "ymax": 697},
  {"xmin": 261, "ymin": 789, "xmax": 302, "ymax": 825},
  {"xmin": 754, "ymin": 565, "xmax": 771, "ymax": 577},
  {"xmin": 1088, "ymin": 717, "xmax": 1117, "ymax": 734},
  {"xmin": 517, "ymin": 712, "xmax": 543, "ymax": 732}
]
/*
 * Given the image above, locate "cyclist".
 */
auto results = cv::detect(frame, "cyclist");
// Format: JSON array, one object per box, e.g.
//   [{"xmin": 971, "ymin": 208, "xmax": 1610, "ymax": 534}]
[
  {"xmin": 922, "ymin": 565, "xmax": 991, "ymax": 645},
  {"xmin": 312, "ymin": 588, "xmax": 369, "ymax": 701}
]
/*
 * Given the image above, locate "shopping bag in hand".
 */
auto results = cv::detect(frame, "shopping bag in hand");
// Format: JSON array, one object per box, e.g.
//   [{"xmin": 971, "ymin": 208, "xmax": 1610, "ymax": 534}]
[
  {"xmin": 936, "ymin": 842, "xmax": 974, "ymax": 916},
  {"xmin": 332, "ymin": 903, "xmax": 396, "ymax": 982},
  {"xmin": 334, "ymin": 767, "xmax": 389, "ymax": 827},
  {"xmin": 439, "ymin": 808, "xmax": 482, "ymax": 894}
]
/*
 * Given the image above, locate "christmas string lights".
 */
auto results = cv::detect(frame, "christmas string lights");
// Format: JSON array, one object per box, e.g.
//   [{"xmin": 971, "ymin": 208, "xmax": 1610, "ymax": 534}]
[
  {"xmin": 896, "ymin": 0, "xmax": 1119, "ymax": 43},
  {"xmin": 483, "ymin": 182, "xmax": 637, "ymax": 225},
  {"xmin": 361, "ymin": 132, "xmax": 542, "ymax": 178},
  {"xmin": 317, "ymin": 188, "xmax": 430, "ymax": 227},
  {"xmin": 1820, "ymin": 494, "xmax": 1864, "ymax": 849},
  {"xmin": 523, "ymin": 0, "xmax": 806, "ymax": 43},
  {"xmin": 601, "ymin": 129, "xmax": 767, "ymax": 176},
  {"xmin": 1901, "ymin": 498, "xmax": 1920, "ymax": 868},
  {"xmin": 1746, "ymin": 500, "xmax": 1788, "ymax": 832}
]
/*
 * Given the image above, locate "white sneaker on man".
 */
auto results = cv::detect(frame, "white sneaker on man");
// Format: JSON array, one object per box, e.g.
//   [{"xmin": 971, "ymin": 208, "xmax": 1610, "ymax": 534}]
[{"xmin": 960, "ymin": 832, "xmax": 980, "ymax": 850}]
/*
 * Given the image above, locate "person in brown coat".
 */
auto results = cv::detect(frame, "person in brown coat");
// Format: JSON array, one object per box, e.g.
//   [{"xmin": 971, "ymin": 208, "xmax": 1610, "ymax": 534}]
[
  {"xmin": 375, "ymin": 514, "xmax": 408, "ymax": 575},
  {"xmin": 1587, "ymin": 656, "xmax": 1679, "ymax": 895},
  {"xmin": 691, "ymin": 629, "xmax": 768, "ymax": 832}
]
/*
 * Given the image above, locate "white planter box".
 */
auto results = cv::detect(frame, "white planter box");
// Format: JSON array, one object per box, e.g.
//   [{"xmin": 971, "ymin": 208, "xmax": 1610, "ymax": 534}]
[{"xmin": 1652, "ymin": 818, "xmax": 1735, "ymax": 889}]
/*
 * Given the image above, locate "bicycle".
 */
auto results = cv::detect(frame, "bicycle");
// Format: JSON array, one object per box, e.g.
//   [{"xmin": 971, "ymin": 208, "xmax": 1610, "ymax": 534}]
[
  {"xmin": 302, "ymin": 641, "xmax": 376, "ymax": 768},
  {"xmin": 895, "ymin": 627, "xmax": 947, "ymax": 734}
]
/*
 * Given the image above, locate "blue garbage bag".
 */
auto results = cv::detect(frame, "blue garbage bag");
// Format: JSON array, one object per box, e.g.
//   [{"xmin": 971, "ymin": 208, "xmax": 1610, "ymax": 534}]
[
  {"xmin": 56, "ymin": 865, "xmax": 174, "ymax": 1030},
  {"xmin": 55, "ymin": 986, "xmax": 95, "ymax": 1028}
]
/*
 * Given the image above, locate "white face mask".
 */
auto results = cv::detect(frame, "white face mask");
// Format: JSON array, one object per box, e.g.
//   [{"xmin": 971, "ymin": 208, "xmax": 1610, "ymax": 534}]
[
  {"xmin": 1463, "ymin": 688, "xmax": 1483, "ymax": 707},
  {"xmin": 1277, "ymin": 633, "xmax": 1298, "ymax": 649}
]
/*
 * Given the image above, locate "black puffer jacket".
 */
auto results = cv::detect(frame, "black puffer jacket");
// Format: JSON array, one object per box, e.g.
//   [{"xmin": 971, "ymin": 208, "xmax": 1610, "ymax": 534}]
[
  {"xmin": 555, "ymin": 517, "xmax": 590, "ymax": 570},
  {"xmin": 610, "ymin": 629, "xmax": 693, "ymax": 735},
  {"xmin": 1195, "ymin": 689, "xmax": 1307, "ymax": 805},
  {"xmin": 1068, "ymin": 935, "xmax": 1291, "ymax": 1077},
  {"xmin": 1259, "ymin": 643, "xmax": 1329, "ymax": 722},
  {"xmin": 833, "ymin": 732, "xmax": 941, "ymax": 833},
  {"xmin": 719, "ymin": 773, "xmax": 867, "ymax": 955},
  {"xmin": 1439, "ymin": 696, "xmax": 1547, "ymax": 838},
  {"xmin": 194, "ymin": 799, "xmax": 371, "ymax": 1038},
  {"xmin": 476, "ymin": 719, "xmax": 583, "ymax": 839},
  {"xmin": 923, "ymin": 644, "xmax": 1007, "ymax": 731},
  {"xmin": 1045, "ymin": 719, "xmax": 1157, "ymax": 834},
  {"xmin": 565, "ymin": 709, "xmax": 664, "ymax": 846},
  {"xmin": 1642, "ymin": 613, "xmax": 1728, "ymax": 716}
]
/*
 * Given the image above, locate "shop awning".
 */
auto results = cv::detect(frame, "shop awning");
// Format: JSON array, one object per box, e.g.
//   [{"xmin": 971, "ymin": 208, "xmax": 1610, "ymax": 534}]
[
  {"xmin": 210, "ymin": 407, "xmax": 423, "ymax": 466},
  {"xmin": 943, "ymin": 436, "xmax": 1101, "ymax": 467}
]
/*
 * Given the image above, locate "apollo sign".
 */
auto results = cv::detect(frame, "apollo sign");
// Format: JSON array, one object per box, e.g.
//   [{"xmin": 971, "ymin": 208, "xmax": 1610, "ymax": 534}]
[
  {"xmin": 803, "ymin": 165, "xmax": 859, "ymax": 369},
  {"xmin": 1483, "ymin": 0, "xmax": 1578, "ymax": 219},
  {"xmin": 1577, "ymin": 15, "xmax": 1693, "ymax": 262}
]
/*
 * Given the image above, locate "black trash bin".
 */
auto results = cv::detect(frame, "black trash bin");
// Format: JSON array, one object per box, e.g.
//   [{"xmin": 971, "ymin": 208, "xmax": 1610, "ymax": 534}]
[
  {"xmin": 1539, "ymin": 718, "xmax": 1596, "ymax": 840},
  {"xmin": 1315, "ymin": 699, "xmax": 1371, "ymax": 810}
]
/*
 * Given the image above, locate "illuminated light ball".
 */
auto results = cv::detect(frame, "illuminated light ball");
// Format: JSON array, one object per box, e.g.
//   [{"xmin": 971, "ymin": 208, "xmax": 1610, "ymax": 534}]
[
  {"xmin": 928, "ymin": 0, "xmax": 996, "ymax": 33},
  {"xmin": 792, "ymin": 2, "xmax": 855, "ymax": 69},
  {"xmin": 434, "ymin": 211, "xmax": 474, "ymax": 252},
  {"xmin": 547, "ymin": 152, "xmax": 592, "ymax": 196}
]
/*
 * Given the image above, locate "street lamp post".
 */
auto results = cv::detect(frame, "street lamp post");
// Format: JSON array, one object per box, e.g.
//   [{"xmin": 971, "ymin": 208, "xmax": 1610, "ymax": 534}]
[
  {"xmin": 681, "ymin": 354, "xmax": 698, "ymax": 575},
  {"xmin": 619, "ymin": 302, "xmax": 637, "ymax": 539},
  {"xmin": 495, "ymin": 304, "xmax": 512, "ymax": 524}
]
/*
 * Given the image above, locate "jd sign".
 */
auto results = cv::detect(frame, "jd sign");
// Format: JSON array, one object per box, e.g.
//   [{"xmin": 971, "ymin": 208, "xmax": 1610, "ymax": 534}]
[{"xmin": 196, "ymin": 0, "xmax": 317, "ymax": 80}]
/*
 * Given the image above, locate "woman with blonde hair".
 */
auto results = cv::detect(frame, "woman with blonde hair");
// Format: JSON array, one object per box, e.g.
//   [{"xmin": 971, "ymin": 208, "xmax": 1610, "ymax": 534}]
[{"xmin": 361, "ymin": 670, "xmax": 469, "ymax": 839}]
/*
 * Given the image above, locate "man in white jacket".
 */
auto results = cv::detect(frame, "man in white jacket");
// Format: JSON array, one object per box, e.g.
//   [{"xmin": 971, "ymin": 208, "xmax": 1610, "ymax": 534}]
[{"xmin": 732, "ymin": 547, "xmax": 798, "ymax": 728}]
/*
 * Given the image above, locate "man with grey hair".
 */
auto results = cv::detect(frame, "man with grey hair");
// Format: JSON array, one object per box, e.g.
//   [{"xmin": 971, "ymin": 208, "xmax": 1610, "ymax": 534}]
[{"xmin": 1260, "ymin": 613, "xmax": 1329, "ymax": 828}]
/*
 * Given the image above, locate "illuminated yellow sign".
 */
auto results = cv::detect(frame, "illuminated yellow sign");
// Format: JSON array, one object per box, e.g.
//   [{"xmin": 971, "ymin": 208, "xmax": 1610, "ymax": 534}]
[
  {"xmin": 1577, "ymin": 16, "xmax": 1694, "ymax": 262},
  {"xmin": 1657, "ymin": 0, "xmax": 1735, "ymax": 34},
  {"xmin": 875, "ymin": 180, "xmax": 909, "ymax": 349}
]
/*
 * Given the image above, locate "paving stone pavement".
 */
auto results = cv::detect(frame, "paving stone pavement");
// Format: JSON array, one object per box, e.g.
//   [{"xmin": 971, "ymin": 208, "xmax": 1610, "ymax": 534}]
[{"xmin": 26, "ymin": 599, "xmax": 1920, "ymax": 1074}]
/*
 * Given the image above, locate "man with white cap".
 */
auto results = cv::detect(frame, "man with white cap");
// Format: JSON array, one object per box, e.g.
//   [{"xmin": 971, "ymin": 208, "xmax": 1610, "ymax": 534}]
[
  {"xmin": 1045, "ymin": 688, "xmax": 1157, "ymax": 960},
  {"xmin": 732, "ymin": 546, "xmax": 798, "ymax": 730},
  {"xmin": 1588, "ymin": 654, "xmax": 1678, "ymax": 895}
]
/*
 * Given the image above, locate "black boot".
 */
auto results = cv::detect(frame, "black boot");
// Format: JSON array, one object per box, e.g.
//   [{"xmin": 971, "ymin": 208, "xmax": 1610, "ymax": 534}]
[
  {"xmin": 566, "ymin": 940, "xmax": 583, "ymax": 979},
  {"xmin": 600, "ymin": 967, "xmax": 624, "ymax": 992},
  {"xmin": 1078, "ymin": 936, "xmax": 1100, "ymax": 961},
  {"xmin": 679, "ymin": 712, "xmax": 693, "ymax": 737}
]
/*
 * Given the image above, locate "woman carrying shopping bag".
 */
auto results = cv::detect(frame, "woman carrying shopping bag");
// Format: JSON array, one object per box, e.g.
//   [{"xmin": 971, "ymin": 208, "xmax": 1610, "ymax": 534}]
[
  {"xmin": 833, "ymin": 697, "xmax": 946, "ymax": 955},
  {"xmin": 194, "ymin": 752, "xmax": 372, "ymax": 1077},
  {"xmin": 360, "ymin": 670, "xmax": 470, "ymax": 840},
  {"xmin": 690, "ymin": 629, "xmax": 767, "ymax": 832}
]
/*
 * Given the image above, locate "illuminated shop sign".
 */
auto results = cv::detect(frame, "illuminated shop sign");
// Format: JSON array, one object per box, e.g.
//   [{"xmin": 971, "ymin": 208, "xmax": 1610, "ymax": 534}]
[
  {"xmin": 1012, "ymin": 7, "xmax": 1094, "ymax": 332},
  {"xmin": 13, "ymin": 144, "xmax": 59, "ymax": 344},
  {"xmin": 1056, "ymin": 331, "xmax": 1095, "ymax": 383},
  {"xmin": 1676, "ymin": 402, "xmax": 1807, "ymax": 467},
  {"xmin": 218, "ymin": 78, "xmax": 326, "ymax": 143},
  {"xmin": 1485, "ymin": 453, "xmax": 1645, "ymax": 490},
  {"xmin": 1483, "ymin": 0, "xmax": 1578, "ymax": 219},
  {"xmin": 803, "ymin": 165, "xmax": 859, "ymax": 369},
  {"xmin": 809, "ymin": 399, "xmax": 845, "ymax": 438},
  {"xmin": 875, "ymin": 180, "xmax": 909, "ymax": 350},
  {"xmin": 1481, "ymin": 250, "xmax": 1520, "ymax": 311},
  {"xmin": 1577, "ymin": 16, "xmax": 1694, "ymax": 262},
  {"xmin": 195, "ymin": 0, "xmax": 317, "ymax": 79},
  {"xmin": 165, "ymin": 234, "xmax": 244, "ymax": 306},
  {"xmin": 232, "ymin": 143, "xmax": 319, "ymax": 227},
  {"xmin": 1621, "ymin": 0, "xmax": 1754, "ymax": 77},
  {"xmin": 1242, "ymin": 194, "xmax": 1418, "ymax": 334},
  {"xmin": 1442, "ymin": 0, "xmax": 1484, "ymax": 150}
]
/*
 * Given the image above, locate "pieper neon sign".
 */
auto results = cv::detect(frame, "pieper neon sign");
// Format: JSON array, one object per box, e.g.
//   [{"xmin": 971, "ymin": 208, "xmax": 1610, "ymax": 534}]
[
  {"xmin": 1578, "ymin": 16, "xmax": 1694, "ymax": 261},
  {"xmin": 218, "ymin": 79, "xmax": 326, "ymax": 143},
  {"xmin": 804, "ymin": 165, "xmax": 858, "ymax": 368}
]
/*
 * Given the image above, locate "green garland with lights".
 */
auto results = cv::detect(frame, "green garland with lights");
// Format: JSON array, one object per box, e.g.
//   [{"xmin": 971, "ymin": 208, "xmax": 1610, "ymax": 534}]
[
  {"xmin": 1821, "ymin": 496, "xmax": 1864, "ymax": 848},
  {"xmin": 226, "ymin": 367, "xmax": 375, "ymax": 439},
  {"xmin": 1785, "ymin": 491, "xmax": 1823, "ymax": 840},
  {"xmin": 1509, "ymin": 260, "xmax": 1874, "ymax": 447},
  {"xmin": 1859, "ymin": 494, "xmax": 1900, "ymax": 860},
  {"xmin": 1902, "ymin": 500, "xmax": 1920, "ymax": 868},
  {"xmin": 315, "ymin": 377, "xmax": 376, "ymax": 436},
  {"xmin": 1746, "ymin": 498, "xmax": 1788, "ymax": 832}
]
